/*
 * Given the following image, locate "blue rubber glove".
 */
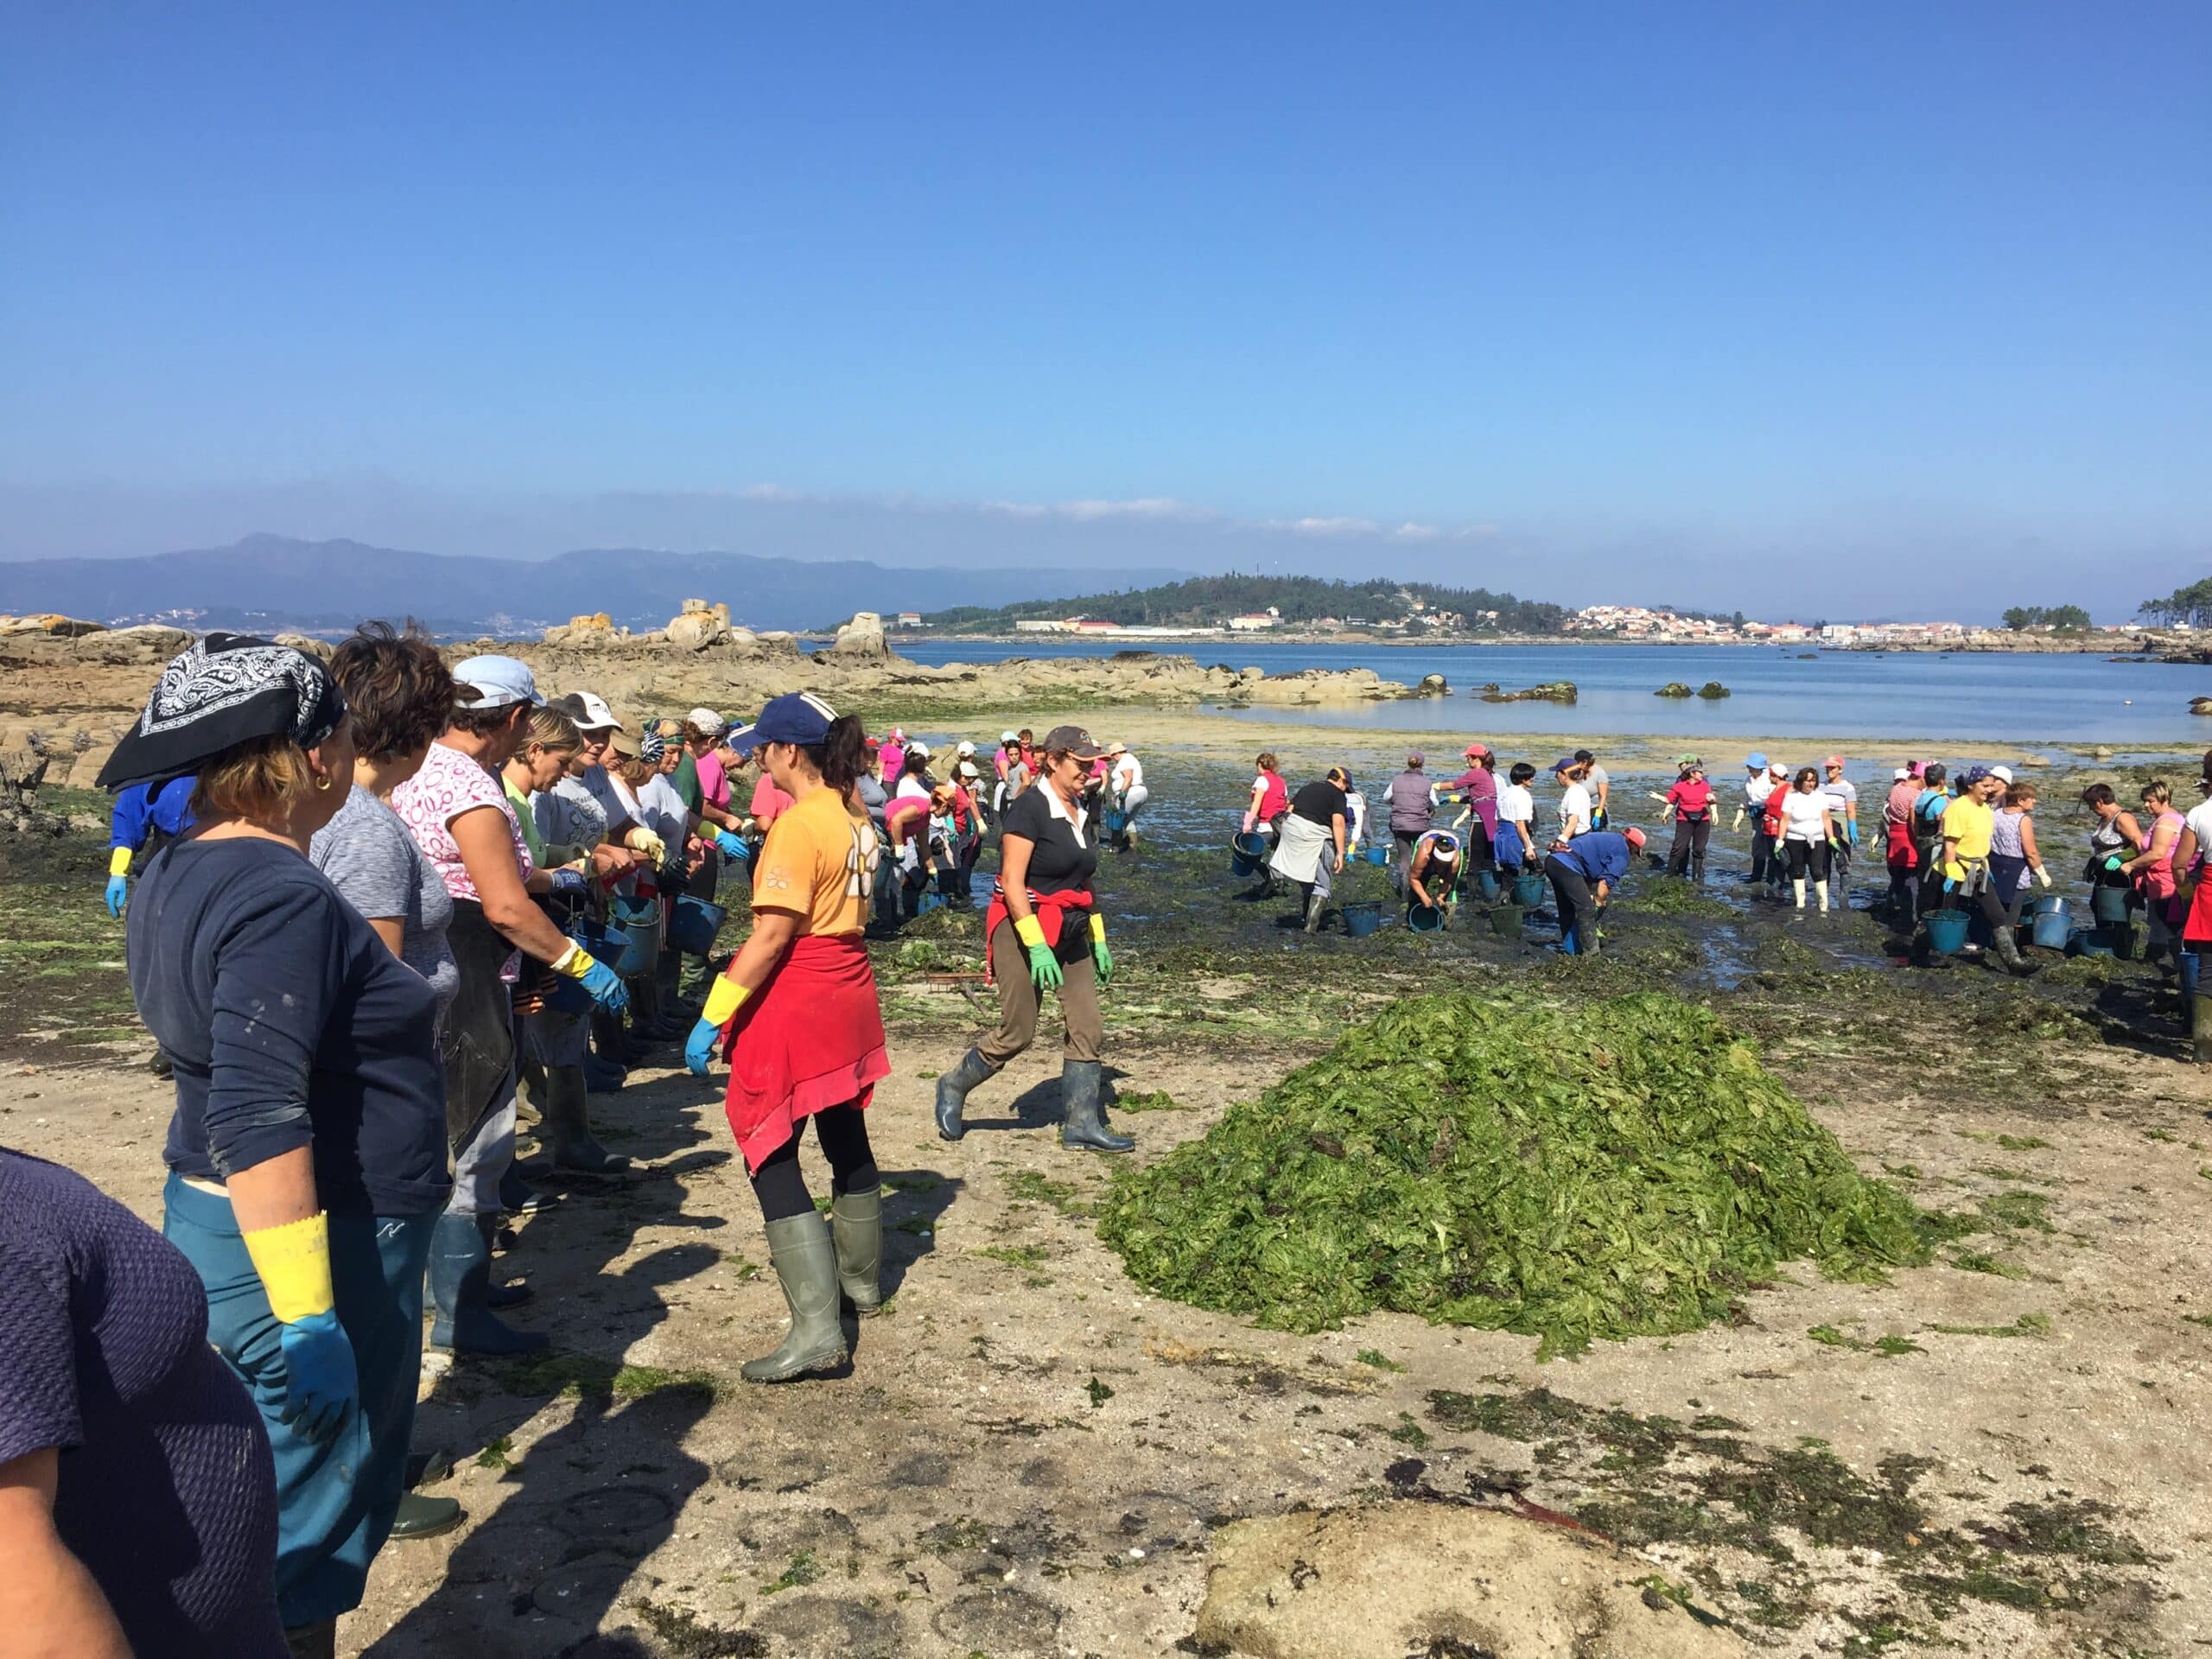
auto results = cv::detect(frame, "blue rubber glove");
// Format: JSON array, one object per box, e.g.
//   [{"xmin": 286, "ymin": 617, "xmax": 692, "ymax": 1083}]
[
  {"xmin": 104, "ymin": 874, "xmax": 129, "ymax": 917},
  {"xmin": 275, "ymin": 1309, "xmax": 359, "ymax": 1443},
  {"xmin": 685, "ymin": 1015, "xmax": 721, "ymax": 1077},
  {"xmin": 576, "ymin": 957, "xmax": 630, "ymax": 1014},
  {"xmin": 1845, "ymin": 820, "xmax": 1858, "ymax": 846},
  {"xmin": 714, "ymin": 831, "xmax": 750, "ymax": 861},
  {"xmin": 546, "ymin": 867, "xmax": 590, "ymax": 898}
]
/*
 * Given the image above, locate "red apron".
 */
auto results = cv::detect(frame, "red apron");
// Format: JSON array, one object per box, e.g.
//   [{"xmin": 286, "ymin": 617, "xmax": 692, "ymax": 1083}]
[
  {"xmin": 721, "ymin": 934, "xmax": 889, "ymax": 1173},
  {"xmin": 2183, "ymin": 868, "xmax": 2212, "ymax": 945}
]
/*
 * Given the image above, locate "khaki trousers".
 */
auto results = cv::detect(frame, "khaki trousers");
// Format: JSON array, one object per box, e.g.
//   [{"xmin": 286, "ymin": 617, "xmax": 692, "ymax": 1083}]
[{"xmin": 979, "ymin": 924, "xmax": 1102, "ymax": 1065}]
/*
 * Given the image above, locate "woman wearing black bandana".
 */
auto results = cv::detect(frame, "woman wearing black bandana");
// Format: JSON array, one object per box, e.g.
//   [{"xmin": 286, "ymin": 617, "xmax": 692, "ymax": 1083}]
[{"xmin": 99, "ymin": 635, "xmax": 452, "ymax": 1659}]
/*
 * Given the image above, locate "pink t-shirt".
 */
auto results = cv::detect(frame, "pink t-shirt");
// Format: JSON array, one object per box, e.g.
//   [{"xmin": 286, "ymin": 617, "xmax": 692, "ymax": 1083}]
[
  {"xmin": 750, "ymin": 773, "xmax": 797, "ymax": 828},
  {"xmin": 696, "ymin": 749, "xmax": 729, "ymax": 811},
  {"xmin": 393, "ymin": 741, "xmax": 535, "ymax": 902}
]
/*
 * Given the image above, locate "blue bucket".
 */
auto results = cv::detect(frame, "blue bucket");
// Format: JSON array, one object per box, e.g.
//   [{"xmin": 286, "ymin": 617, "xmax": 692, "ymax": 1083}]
[
  {"xmin": 546, "ymin": 918, "xmax": 626, "ymax": 1013},
  {"xmin": 1408, "ymin": 902, "xmax": 1445, "ymax": 933},
  {"xmin": 2090, "ymin": 885, "xmax": 2131, "ymax": 925},
  {"xmin": 1925, "ymin": 909, "xmax": 1969, "ymax": 957},
  {"xmin": 2030, "ymin": 910, "xmax": 2072, "ymax": 951},
  {"xmin": 1104, "ymin": 809, "xmax": 1128, "ymax": 836},
  {"xmin": 1343, "ymin": 900, "xmax": 1384, "ymax": 938},
  {"xmin": 1476, "ymin": 868, "xmax": 1502, "ymax": 903},
  {"xmin": 670, "ymin": 894, "xmax": 728, "ymax": 955},
  {"xmin": 1364, "ymin": 844, "xmax": 1389, "ymax": 867},
  {"xmin": 608, "ymin": 893, "xmax": 660, "ymax": 977},
  {"xmin": 1511, "ymin": 872, "xmax": 1548, "ymax": 908},
  {"xmin": 1230, "ymin": 831, "xmax": 1266, "ymax": 876}
]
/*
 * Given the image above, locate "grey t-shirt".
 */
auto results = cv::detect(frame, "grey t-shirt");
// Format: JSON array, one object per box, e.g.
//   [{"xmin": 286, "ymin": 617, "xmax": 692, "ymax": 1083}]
[
  {"xmin": 564, "ymin": 767, "xmax": 629, "ymax": 835},
  {"xmin": 309, "ymin": 785, "xmax": 460, "ymax": 1021},
  {"xmin": 537, "ymin": 779, "xmax": 608, "ymax": 862}
]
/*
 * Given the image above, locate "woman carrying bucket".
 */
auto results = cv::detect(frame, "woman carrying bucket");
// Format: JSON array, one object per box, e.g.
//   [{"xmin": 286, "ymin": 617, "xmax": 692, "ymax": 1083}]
[
  {"xmin": 935, "ymin": 726, "xmax": 1135, "ymax": 1155},
  {"xmin": 1105, "ymin": 742, "xmax": 1147, "ymax": 850},
  {"xmin": 1543, "ymin": 824, "xmax": 1647, "ymax": 954},
  {"xmin": 684, "ymin": 693, "xmax": 891, "ymax": 1382},
  {"xmin": 1243, "ymin": 753, "xmax": 1292, "ymax": 895},
  {"xmin": 1940, "ymin": 766, "xmax": 2036, "ymax": 976}
]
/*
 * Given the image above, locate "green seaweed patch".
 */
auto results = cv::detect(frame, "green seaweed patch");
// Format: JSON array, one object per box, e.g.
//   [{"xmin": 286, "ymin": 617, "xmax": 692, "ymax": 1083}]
[
  {"xmin": 499, "ymin": 1352, "xmax": 728, "ymax": 1402},
  {"xmin": 1097, "ymin": 992, "xmax": 1933, "ymax": 1357},
  {"xmin": 1109, "ymin": 1088, "xmax": 1192, "ymax": 1112},
  {"xmin": 1636, "ymin": 875, "xmax": 1733, "ymax": 918},
  {"xmin": 1924, "ymin": 1313, "xmax": 2051, "ymax": 1339},
  {"xmin": 1808, "ymin": 1324, "xmax": 1923, "ymax": 1357}
]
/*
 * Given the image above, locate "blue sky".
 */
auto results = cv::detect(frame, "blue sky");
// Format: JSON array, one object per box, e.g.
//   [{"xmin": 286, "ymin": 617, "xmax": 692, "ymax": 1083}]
[{"xmin": 1, "ymin": 3, "xmax": 2204, "ymax": 617}]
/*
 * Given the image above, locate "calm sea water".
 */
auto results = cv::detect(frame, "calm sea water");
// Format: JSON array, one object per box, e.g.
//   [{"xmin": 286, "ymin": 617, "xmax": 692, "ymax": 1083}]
[{"xmin": 893, "ymin": 639, "xmax": 2209, "ymax": 745}]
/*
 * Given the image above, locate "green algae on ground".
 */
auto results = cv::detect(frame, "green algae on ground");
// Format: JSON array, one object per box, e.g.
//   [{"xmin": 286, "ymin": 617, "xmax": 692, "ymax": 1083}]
[{"xmin": 1096, "ymin": 991, "xmax": 1930, "ymax": 1356}]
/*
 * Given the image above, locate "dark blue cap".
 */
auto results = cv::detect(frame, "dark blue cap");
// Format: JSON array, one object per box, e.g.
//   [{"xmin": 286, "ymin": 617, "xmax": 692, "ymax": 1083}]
[{"xmin": 727, "ymin": 692, "xmax": 839, "ymax": 755}]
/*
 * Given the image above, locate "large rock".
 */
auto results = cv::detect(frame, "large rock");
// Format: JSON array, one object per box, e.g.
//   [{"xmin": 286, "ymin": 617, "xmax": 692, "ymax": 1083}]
[
  {"xmin": 272, "ymin": 632, "xmax": 334, "ymax": 662},
  {"xmin": 542, "ymin": 612, "xmax": 615, "ymax": 646},
  {"xmin": 1655, "ymin": 682, "xmax": 1693, "ymax": 698},
  {"xmin": 0, "ymin": 613, "xmax": 105, "ymax": 639},
  {"xmin": 664, "ymin": 611, "xmax": 726, "ymax": 651},
  {"xmin": 1194, "ymin": 1503, "xmax": 1747, "ymax": 1659},
  {"xmin": 825, "ymin": 611, "xmax": 890, "ymax": 659}
]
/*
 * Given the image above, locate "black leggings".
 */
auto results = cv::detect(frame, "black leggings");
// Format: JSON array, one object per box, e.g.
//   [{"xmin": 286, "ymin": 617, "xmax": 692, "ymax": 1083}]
[
  {"xmin": 1785, "ymin": 839, "xmax": 1832, "ymax": 880},
  {"xmin": 1947, "ymin": 879, "xmax": 2012, "ymax": 937},
  {"xmin": 750, "ymin": 1102, "xmax": 879, "ymax": 1224},
  {"xmin": 1667, "ymin": 817, "xmax": 1710, "ymax": 876}
]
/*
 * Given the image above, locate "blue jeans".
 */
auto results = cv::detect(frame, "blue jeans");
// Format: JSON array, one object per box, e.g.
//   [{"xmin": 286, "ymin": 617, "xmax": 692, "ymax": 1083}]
[{"xmin": 162, "ymin": 1176, "xmax": 436, "ymax": 1628}]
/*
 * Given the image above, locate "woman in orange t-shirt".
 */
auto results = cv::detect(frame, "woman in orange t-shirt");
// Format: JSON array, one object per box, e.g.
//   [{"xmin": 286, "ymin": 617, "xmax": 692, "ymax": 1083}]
[{"xmin": 686, "ymin": 692, "xmax": 887, "ymax": 1383}]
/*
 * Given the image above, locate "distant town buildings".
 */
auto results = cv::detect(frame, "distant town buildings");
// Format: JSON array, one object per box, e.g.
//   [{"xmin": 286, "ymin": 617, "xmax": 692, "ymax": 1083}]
[{"xmin": 1001, "ymin": 603, "xmax": 1979, "ymax": 644}]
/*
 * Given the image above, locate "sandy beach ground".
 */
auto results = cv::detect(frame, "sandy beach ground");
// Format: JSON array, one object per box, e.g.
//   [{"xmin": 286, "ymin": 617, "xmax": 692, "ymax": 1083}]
[{"xmin": 5, "ymin": 679, "xmax": 2210, "ymax": 1657}]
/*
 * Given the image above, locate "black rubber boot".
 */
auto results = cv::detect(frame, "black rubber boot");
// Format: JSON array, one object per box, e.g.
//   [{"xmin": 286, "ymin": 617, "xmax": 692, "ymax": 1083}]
[
  {"xmin": 742, "ymin": 1211, "xmax": 848, "ymax": 1382},
  {"xmin": 1303, "ymin": 889, "xmax": 1325, "ymax": 932},
  {"xmin": 390, "ymin": 1491, "xmax": 465, "ymax": 1540},
  {"xmin": 542, "ymin": 1064, "xmax": 631, "ymax": 1173},
  {"xmin": 284, "ymin": 1620, "xmax": 337, "ymax": 1659},
  {"xmin": 2193, "ymin": 995, "xmax": 2212, "ymax": 1066},
  {"xmin": 1992, "ymin": 926, "xmax": 2039, "ymax": 977},
  {"xmin": 934, "ymin": 1046, "xmax": 998, "ymax": 1141},
  {"xmin": 1060, "ymin": 1059, "xmax": 1134, "ymax": 1154},
  {"xmin": 831, "ymin": 1186, "xmax": 882, "ymax": 1315},
  {"xmin": 429, "ymin": 1212, "xmax": 550, "ymax": 1356}
]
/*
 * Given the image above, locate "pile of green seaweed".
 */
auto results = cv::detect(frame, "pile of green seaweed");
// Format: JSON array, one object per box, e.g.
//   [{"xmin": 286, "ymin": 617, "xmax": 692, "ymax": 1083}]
[{"xmin": 1097, "ymin": 992, "xmax": 1929, "ymax": 1356}]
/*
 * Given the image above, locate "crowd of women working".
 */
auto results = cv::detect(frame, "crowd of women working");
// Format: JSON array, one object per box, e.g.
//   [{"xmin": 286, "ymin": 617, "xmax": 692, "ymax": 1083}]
[
  {"xmin": 1236, "ymin": 743, "xmax": 1647, "ymax": 954},
  {"xmin": 4, "ymin": 629, "xmax": 1140, "ymax": 1657}
]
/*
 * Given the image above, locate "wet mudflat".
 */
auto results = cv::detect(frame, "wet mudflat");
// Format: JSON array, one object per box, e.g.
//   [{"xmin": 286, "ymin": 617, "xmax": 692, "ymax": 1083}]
[{"xmin": 4, "ymin": 745, "xmax": 2210, "ymax": 1656}]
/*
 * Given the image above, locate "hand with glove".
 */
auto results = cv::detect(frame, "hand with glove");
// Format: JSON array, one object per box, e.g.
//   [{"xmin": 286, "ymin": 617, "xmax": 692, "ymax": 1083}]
[
  {"xmin": 626, "ymin": 826, "xmax": 667, "ymax": 864},
  {"xmin": 242, "ymin": 1212, "xmax": 359, "ymax": 1442},
  {"xmin": 105, "ymin": 848, "xmax": 131, "ymax": 917},
  {"xmin": 1089, "ymin": 912, "xmax": 1113, "ymax": 984},
  {"xmin": 713, "ymin": 830, "xmax": 751, "ymax": 861},
  {"xmin": 546, "ymin": 866, "xmax": 590, "ymax": 899},
  {"xmin": 2034, "ymin": 865, "xmax": 2052, "ymax": 888},
  {"xmin": 1016, "ymin": 914, "xmax": 1063, "ymax": 990},
  {"xmin": 685, "ymin": 974, "xmax": 751, "ymax": 1077},
  {"xmin": 554, "ymin": 941, "xmax": 629, "ymax": 1014},
  {"xmin": 1731, "ymin": 809, "xmax": 1746, "ymax": 832}
]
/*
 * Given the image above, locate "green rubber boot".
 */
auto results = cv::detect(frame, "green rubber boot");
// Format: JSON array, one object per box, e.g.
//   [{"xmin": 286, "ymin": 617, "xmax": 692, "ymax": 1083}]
[
  {"xmin": 742, "ymin": 1211, "xmax": 848, "ymax": 1382},
  {"xmin": 541, "ymin": 1064, "xmax": 631, "ymax": 1173},
  {"xmin": 2194, "ymin": 994, "xmax": 2212, "ymax": 1066},
  {"xmin": 390, "ymin": 1491, "xmax": 464, "ymax": 1541},
  {"xmin": 831, "ymin": 1187, "xmax": 882, "ymax": 1316}
]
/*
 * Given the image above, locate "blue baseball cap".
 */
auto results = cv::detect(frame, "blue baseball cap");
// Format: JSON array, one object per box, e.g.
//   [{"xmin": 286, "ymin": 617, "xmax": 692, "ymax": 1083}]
[
  {"xmin": 1745, "ymin": 751, "xmax": 1768, "ymax": 770},
  {"xmin": 451, "ymin": 655, "xmax": 543, "ymax": 710},
  {"xmin": 727, "ymin": 691, "xmax": 840, "ymax": 755},
  {"xmin": 1550, "ymin": 755, "xmax": 1578, "ymax": 773}
]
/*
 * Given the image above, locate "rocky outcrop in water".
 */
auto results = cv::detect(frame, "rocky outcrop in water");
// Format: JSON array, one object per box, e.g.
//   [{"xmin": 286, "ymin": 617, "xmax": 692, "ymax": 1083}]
[
  {"xmin": 1656, "ymin": 682, "xmax": 1692, "ymax": 697},
  {"xmin": 1480, "ymin": 680, "xmax": 1578, "ymax": 704},
  {"xmin": 1697, "ymin": 681, "xmax": 1731, "ymax": 699}
]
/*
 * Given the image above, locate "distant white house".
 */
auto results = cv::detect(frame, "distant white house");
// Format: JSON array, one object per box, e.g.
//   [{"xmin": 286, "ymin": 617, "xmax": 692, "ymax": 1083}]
[
  {"xmin": 895, "ymin": 612, "xmax": 922, "ymax": 628},
  {"xmin": 1014, "ymin": 619, "xmax": 1068, "ymax": 633},
  {"xmin": 1228, "ymin": 613, "xmax": 1281, "ymax": 631}
]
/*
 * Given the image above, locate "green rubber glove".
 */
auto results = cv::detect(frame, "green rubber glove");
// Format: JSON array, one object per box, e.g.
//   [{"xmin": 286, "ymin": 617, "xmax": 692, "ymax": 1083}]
[
  {"xmin": 1027, "ymin": 942, "xmax": 1064, "ymax": 990},
  {"xmin": 1092, "ymin": 937, "xmax": 1114, "ymax": 984}
]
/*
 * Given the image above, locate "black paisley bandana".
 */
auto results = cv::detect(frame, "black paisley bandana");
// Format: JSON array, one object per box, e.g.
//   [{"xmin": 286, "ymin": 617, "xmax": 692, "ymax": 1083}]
[{"xmin": 96, "ymin": 632, "xmax": 348, "ymax": 791}]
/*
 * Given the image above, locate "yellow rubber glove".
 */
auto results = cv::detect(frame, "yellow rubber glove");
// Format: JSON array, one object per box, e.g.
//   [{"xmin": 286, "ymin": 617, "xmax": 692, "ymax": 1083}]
[
  {"xmin": 241, "ymin": 1211, "xmax": 336, "ymax": 1323},
  {"xmin": 627, "ymin": 826, "xmax": 667, "ymax": 863},
  {"xmin": 701, "ymin": 975, "xmax": 751, "ymax": 1028},
  {"xmin": 109, "ymin": 847, "xmax": 133, "ymax": 878}
]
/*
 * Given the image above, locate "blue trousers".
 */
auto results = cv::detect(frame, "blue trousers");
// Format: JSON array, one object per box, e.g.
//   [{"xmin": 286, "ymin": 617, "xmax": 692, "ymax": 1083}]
[{"xmin": 162, "ymin": 1177, "xmax": 435, "ymax": 1628}]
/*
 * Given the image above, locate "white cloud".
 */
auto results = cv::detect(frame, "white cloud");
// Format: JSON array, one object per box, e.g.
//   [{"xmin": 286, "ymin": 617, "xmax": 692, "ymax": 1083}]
[
  {"xmin": 982, "ymin": 496, "xmax": 1202, "ymax": 522},
  {"xmin": 1391, "ymin": 522, "xmax": 1441, "ymax": 541},
  {"xmin": 1271, "ymin": 515, "xmax": 1382, "ymax": 537}
]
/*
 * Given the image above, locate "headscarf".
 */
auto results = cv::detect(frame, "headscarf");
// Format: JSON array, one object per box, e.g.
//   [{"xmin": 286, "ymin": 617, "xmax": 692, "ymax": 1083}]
[
  {"xmin": 97, "ymin": 632, "xmax": 346, "ymax": 791},
  {"xmin": 639, "ymin": 729, "xmax": 670, "ymax": 765}
]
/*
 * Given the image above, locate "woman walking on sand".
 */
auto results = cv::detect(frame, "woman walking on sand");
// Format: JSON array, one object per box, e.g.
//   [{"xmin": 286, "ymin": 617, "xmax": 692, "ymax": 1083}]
[
  {"xmin": 685, "ymin": 694, "xmax": 890, "ymax": 1382},
  {"xmin": 935, "ymin": 726, "xmax": 1135, "ymax": 1155}
]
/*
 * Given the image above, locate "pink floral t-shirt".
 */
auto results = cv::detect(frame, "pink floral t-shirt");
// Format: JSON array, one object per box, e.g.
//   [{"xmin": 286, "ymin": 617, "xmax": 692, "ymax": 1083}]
[{"xmin": 392, "ymin": 741, "xmax": 535, "ymax": 903}]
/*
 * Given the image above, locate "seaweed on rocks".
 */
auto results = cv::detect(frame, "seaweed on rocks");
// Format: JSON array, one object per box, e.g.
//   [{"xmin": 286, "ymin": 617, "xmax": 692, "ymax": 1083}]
[{"xmin": 1096, "ymin": 991, "xmax": 1930, "ymax": 1356}]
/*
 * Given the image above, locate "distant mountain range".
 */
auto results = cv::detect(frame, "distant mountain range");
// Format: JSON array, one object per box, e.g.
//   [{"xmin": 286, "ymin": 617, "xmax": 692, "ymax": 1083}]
[{"xmin": 0, "ymin": 534, "xmax": 1192, "ymax": 637}]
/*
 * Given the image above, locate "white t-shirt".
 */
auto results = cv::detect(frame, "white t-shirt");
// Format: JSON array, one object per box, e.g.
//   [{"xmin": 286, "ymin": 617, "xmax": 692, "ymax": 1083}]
[
  {"xmin": 1822, "ymin": 776, "xmax": 1859, "ymax": 819},
  {"xmin": 2184, "ymin": 800, "xmax": 2212, "ymax": 867},
  {"xmin": 1780, "ymin": 788, "xmax": 1831, "ymax": 843},
  {"xmin": 1495, "ymin": 782, "xmax": 1534, "ymax": 828},
  {"xmin": 1744, "ymin": 772, "xmax": 1773, "ymax": 809},
  {"xmin": 1111, "ymin": 753, "xmax": 1144, "ymax": 794},
  {"xmin": 1557, "ymin": 782, "xmax": 1593, "ymax": 839},
  {"xmin": 1343, "ymin": 790, "xmax": 1367, "ymax": 846}
]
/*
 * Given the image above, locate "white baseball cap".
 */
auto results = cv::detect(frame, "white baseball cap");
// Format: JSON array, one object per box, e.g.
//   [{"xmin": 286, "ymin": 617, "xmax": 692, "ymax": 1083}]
[
  {"xmin": 563, "ymin": 690, "xmax": 623, "ymax": 732},
  {"xmin": 1990, "ymin": 765, "xmax": 2014, "ymax": 784},
  {"xmin": 908, "ymin": 741, "xmax": 931, "ymax": 760},
  {"xmin": 956, "ymin": 740, "xmax": 976, "ymax": 757},
  {"xmin": 686, "ymin": 707, "xmax": 726, "ymax": 737},
  {"xmin": 1001, "ymin": 730, "xmax": 1019, "ymax": 743}
]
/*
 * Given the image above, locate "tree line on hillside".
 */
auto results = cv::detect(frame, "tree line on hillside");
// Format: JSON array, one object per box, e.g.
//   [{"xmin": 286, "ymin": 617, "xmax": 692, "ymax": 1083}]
[
  {"xmin": 920, "ymin": 575, "xmax": 1569, "ymax": 633},
  {"xmin": 2000, "ymin": 604, "xmax": 2092, "ymax": 632}
]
